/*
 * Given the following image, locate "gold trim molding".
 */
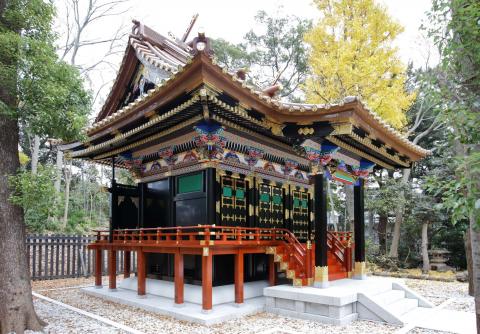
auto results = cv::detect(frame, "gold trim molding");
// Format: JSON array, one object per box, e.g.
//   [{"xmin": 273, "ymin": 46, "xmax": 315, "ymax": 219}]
[
  {"xmin": 354, "ymin": 261, "xmax": 366, "ymax": 277},
  {"xmin": 314, "ymin": 266, "xmax": 329, "ymax": 283}
]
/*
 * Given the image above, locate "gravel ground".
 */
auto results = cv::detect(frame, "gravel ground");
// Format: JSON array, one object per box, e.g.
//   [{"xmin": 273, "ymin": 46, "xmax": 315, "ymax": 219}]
[
  {"xmin": 407, "ymin": 329, "xmax": 453, "ymax": 334},
  {"xmin": 403, "ymin": 278, "xmax": 475, "ymax": 312},
  {"xmin": 30, "ymin": 277, "xmax": 474, "ymax": 334},
  {"xmin": 26, "ymin": 298, "xmax": 124, "ymax": 334},
  {"xmin": 39, "ymin": 288, "xmax": 396, "ymax": 334},
  {"xmin": 32, "ymin": 275, "xmax": 120, "ymax": 291}
]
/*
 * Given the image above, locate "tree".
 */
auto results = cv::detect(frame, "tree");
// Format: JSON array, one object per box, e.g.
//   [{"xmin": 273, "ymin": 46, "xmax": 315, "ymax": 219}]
[
  {"xmin": 9, "ymin": 165, "xmax": 59, "ymax": 232},
  {"xmin": 56, "ymin": 0, "xmax": 129, "ymax": 98},
  {"xmin": 388, "ymin": 67, "xmax": 445, "ymax": 259},
  {"xmin": 211, "ymin": 38, "xmax": 251, "ymax": 73},
  {"xmin": 53, "ymin": 0, "xmax": 129, "ymax": 227},
  {"xmin": 212, "ymin": 10, "xmax": 311, "ymax": 101},
  {"xmin": 424, "ymin": 0, "xmax": 480, "ymax": 330},
  {"xmin": 244, "ymin": 11, "xmax": 311, "ymax": 100},
  {"xmin": 304, "ymin": 0, "xmax": 415, "ymax": 128},
  {"xmin": 366, "ymin": 172, "xmax": 405, "ymax": 254},
  {"xmin": 0, "ymin": 0, "xmax": 90, "ymax": 332}
]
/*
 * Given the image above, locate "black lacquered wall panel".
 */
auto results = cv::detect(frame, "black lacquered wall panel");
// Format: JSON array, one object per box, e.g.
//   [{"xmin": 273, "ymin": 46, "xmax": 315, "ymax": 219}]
[{"xmin": 220, "ymin": 175, "xmax": 248, "ymax": 226}]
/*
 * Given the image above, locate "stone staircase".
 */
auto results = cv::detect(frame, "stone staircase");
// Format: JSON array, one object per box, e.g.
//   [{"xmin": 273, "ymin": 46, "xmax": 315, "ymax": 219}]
[
  {"xmin": 357, "ymin": 281, "xmax": 434, "ymax": 325},
  {"xmin": 264, "ymin": 277, "xmax": 434, "ymax": 326}
]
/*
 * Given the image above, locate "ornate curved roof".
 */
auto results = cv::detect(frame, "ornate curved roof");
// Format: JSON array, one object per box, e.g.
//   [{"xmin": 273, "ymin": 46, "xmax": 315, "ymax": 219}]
[{"xmin": 68, "ymin": 21, "xmax": 429, "ymax": 170}]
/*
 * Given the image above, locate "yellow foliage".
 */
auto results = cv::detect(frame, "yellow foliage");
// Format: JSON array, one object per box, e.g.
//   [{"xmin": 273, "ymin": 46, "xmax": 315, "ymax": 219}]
[
  {"xmin": 19, "ymin": 151, "xmax": 30, "ymax": 165},
  {"xmin": 304, "ymin": 0, "xmax": 415, "ymax": 128}
]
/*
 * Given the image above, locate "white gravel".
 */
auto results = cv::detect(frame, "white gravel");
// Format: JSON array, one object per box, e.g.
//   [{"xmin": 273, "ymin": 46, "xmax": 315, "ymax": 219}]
[
  {"xmin": 27, "ymin": 298, "xmax": 125, "ymax": 334},
  {"xmin": 39, "ymin": 289, "xmax": 396, "ymax": 334},
  {"xmin": 27, "ymin": 277, "xmax": 474, "ymax": 334},
  {"xmin": 403, "ymin": 278, "xmax": 475, "ymax": 312}
]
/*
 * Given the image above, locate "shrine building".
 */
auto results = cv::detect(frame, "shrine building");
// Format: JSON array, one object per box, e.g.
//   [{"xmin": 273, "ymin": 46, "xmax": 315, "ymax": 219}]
[{"xmin": 61, "ymin": 20, "xmax": 430, "ymax": 324}]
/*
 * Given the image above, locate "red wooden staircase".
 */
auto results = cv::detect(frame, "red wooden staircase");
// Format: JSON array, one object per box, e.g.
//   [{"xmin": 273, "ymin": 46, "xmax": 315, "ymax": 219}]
[
  {"xmin": 267, "ymin": 230, "xmax": 353, "ymax": 286},
  {"xmin": 328, "ymin": 250, "xmax": 348, "ymax": 280},
  {"xmin": 327, "ymin": 231, "xmax": 353, "ymax": 281},
  {"xmin": 327, "ymin": 231, "xmax": 352, "ymax": 281},
  {"xmin": 265, "ymin": 231, "xmax": 314, "ymax": 287}
]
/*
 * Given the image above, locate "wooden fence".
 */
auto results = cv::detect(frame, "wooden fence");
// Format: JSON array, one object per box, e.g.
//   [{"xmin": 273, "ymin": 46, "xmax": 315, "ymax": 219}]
[{"xmin": 26, "ymin": 235, "xmax": 137, "ymax": 280}]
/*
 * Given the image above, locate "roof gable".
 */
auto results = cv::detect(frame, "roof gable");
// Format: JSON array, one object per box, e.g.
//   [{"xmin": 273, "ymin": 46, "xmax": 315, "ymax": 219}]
[
  {"xmin": 81, "ymin": 22, "xmax": 429, "ymax": 169},
  {"xmin": 95, "ymin": 21, "xmax": 193, "ymax": 122}
]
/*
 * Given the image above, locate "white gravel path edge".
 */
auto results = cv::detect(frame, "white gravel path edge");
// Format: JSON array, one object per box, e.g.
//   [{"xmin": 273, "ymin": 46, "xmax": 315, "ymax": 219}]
[{"xmin": 32, "ymin": 291, "xmax": 149, "ymax": 334}]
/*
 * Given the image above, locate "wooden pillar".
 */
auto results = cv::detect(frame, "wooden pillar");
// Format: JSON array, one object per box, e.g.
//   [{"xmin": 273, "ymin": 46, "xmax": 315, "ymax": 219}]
[
  {"xmin": 137, "ymin": 249, "xmax": 146, "ymax": 296},
  {"xmin": 268, "ymin": 254, "xmax": 276, "ymax": 286},
  {"xmin": 202, "ymin": 248, "xmax": 213, "ymax": 312},
  {"xmin": 234, "ymin": 251, "xmax": 244, "ymax": 304},
  {"xmin": 174, "ymin": 252, "xmax": 184, "ymax": 305},
  {"xmin": 95, "ymin": 248, "xmax": 102, "ymax": 288},
  {"xmin": 123, "ymin": 251, "xmax": 131, "ymax": 278},
  {"xmin": 354, "ymin": 178, "xmax": 366, "ymax": 279},
  {"xmin": 313, "ymin": 173, "xmax": 329, "ymax": 288},
  {"xmin": 108, "ymin": 249, "xmax": 116, "ymax": 290}
]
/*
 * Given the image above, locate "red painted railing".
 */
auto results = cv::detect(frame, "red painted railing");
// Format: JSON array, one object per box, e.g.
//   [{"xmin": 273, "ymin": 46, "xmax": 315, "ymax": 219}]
[
  {"xmin": 327, "ymin": 231, "xmax": 353, "ymax": 274},
  {"xmin": 94, "ymin": 225, "xmax": 314, "ymax": 285},
  {"xmin": 94, "ymin": 226, "xmax": 306, "ymax": 247},
  {"xmin": 93, "ymin": 226, "xmax": 357, "ymax": 284}
]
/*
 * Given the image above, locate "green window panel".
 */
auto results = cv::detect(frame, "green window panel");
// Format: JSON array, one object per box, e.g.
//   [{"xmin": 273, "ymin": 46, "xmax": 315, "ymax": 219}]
[
  {"xmin": 272, "ymin": 194, "xmax": 282, "ymax": 205},
  {"xmin": 177, "ymin": 173, "xmax": 203, "ymax": 194},
  {"xmin": 301, "ymin": 199, "xmax": 308, "ymax": 208},
  {"xmin": 293, "ymin": 198, "xmax": 300, "ymax": 208},
  {"xmin": 259, "ymin": 193, "xmax": 270, "ymax": 202},
  {"xmin": 223, "ymin": 186, "xmax": 233, "ymax": 197},
  {"xmin": 236, "ymin": 188, "xmax": 245, "ymax": 199}
]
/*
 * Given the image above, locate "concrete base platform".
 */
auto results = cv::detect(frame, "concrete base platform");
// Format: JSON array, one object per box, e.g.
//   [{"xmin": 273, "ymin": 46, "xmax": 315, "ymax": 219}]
[
  {"xmin": 83, "ymin": 282, "xmax": 265, "ymax": 325},
  {"xmin": 264, "ymin": 277, "xmax": 433, "ymax": 326},
  {"xmin": 118, "ymin": 277, "xmax": 268, "ymax": 305}
]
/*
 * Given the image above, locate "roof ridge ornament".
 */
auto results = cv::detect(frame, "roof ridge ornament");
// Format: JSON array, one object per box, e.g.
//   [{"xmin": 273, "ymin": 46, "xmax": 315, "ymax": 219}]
[
  {"xmin": 262, "ymin": 84, "xmax": 283, "ymax": 98},
  {"xmin": 190, "ymin": 29, "xmax": 214, "ymax": 57}
]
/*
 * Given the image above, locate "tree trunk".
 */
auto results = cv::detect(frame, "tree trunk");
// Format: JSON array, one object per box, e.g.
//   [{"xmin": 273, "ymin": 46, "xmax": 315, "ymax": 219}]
[
  {"xmin": 378, "ymin": 213, "xmax": 388, "ymax": 254},
  {"xmin": 62, "ymin": 162, "xmax": 72, "ymax": 230},
  {"xmin": 327, "ymin": 180, "xmax": 337, "ymax": 230},
  {"xmin": 0, "ymin": 1, "xmax": 45, "ymax": 328},
  {"xmin": 465, "ymin": 144, "xmax": 480, "ymax": 332},
  {"xmin": 469, "ymin": 222, "xmax": 480, "ymax": 333},
  {"xmin": 54, "ymin": 148, "xmax": 63, "ymax": 193},
  {"xmin": 368, "ymin": 210, "xmax": 375, "ymax": 242},
  {"xmin": 30, "ymin": 134, "xmax": 40, "ymax": 175},
  {"xmin": 389, "ymin": 168, "xmax": 411, "ymax": 258},
  {"xmin": 0, "ymin": 112, "xmax": 45, "ymax": 333},
  {"xmin": 421, "ymin": 221, "xmax": 430, "ymax": 274},
  {"xmin": 465, "ymin": 229, "xmax": 474, "ymax": 296}
]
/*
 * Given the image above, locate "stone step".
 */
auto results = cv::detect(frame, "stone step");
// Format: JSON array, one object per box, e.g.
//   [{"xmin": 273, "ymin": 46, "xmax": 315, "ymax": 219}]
[
  {"xmin": 373, "ymin": 289, "xmax": 405, "ymax": 305},
  {"xmin": 389, "ymin": 298, "xmax": 418, "ymax": 316}
]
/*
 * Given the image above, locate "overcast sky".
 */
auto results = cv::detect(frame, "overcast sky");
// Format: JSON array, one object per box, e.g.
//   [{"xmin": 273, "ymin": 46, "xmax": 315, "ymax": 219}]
[{"xmin": 54, "ymin": 0, "xmax": 438, "ymax": 115}]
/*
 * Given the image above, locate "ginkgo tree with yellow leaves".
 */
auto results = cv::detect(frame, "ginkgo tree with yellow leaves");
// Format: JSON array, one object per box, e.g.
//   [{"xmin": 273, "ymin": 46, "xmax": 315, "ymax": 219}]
[{"xmin": 304, "ymin": 0, "xmax": 415, "ymax": 128}]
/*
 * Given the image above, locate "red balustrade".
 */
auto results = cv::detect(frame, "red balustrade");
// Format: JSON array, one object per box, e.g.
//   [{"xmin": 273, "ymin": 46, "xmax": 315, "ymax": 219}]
[
  {"xmin": 327, "ymin": 231, "xmax": 354, "ymax": 274},
  {"xmin": 94, "ymin": 225, "xmax": 315, "ymax": 285}
]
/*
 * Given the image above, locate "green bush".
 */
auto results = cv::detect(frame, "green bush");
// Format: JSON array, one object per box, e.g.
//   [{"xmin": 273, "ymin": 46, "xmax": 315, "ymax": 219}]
[{"xmin": 9, "ymin": 164, "xmax": 60, "ymax": 232}]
